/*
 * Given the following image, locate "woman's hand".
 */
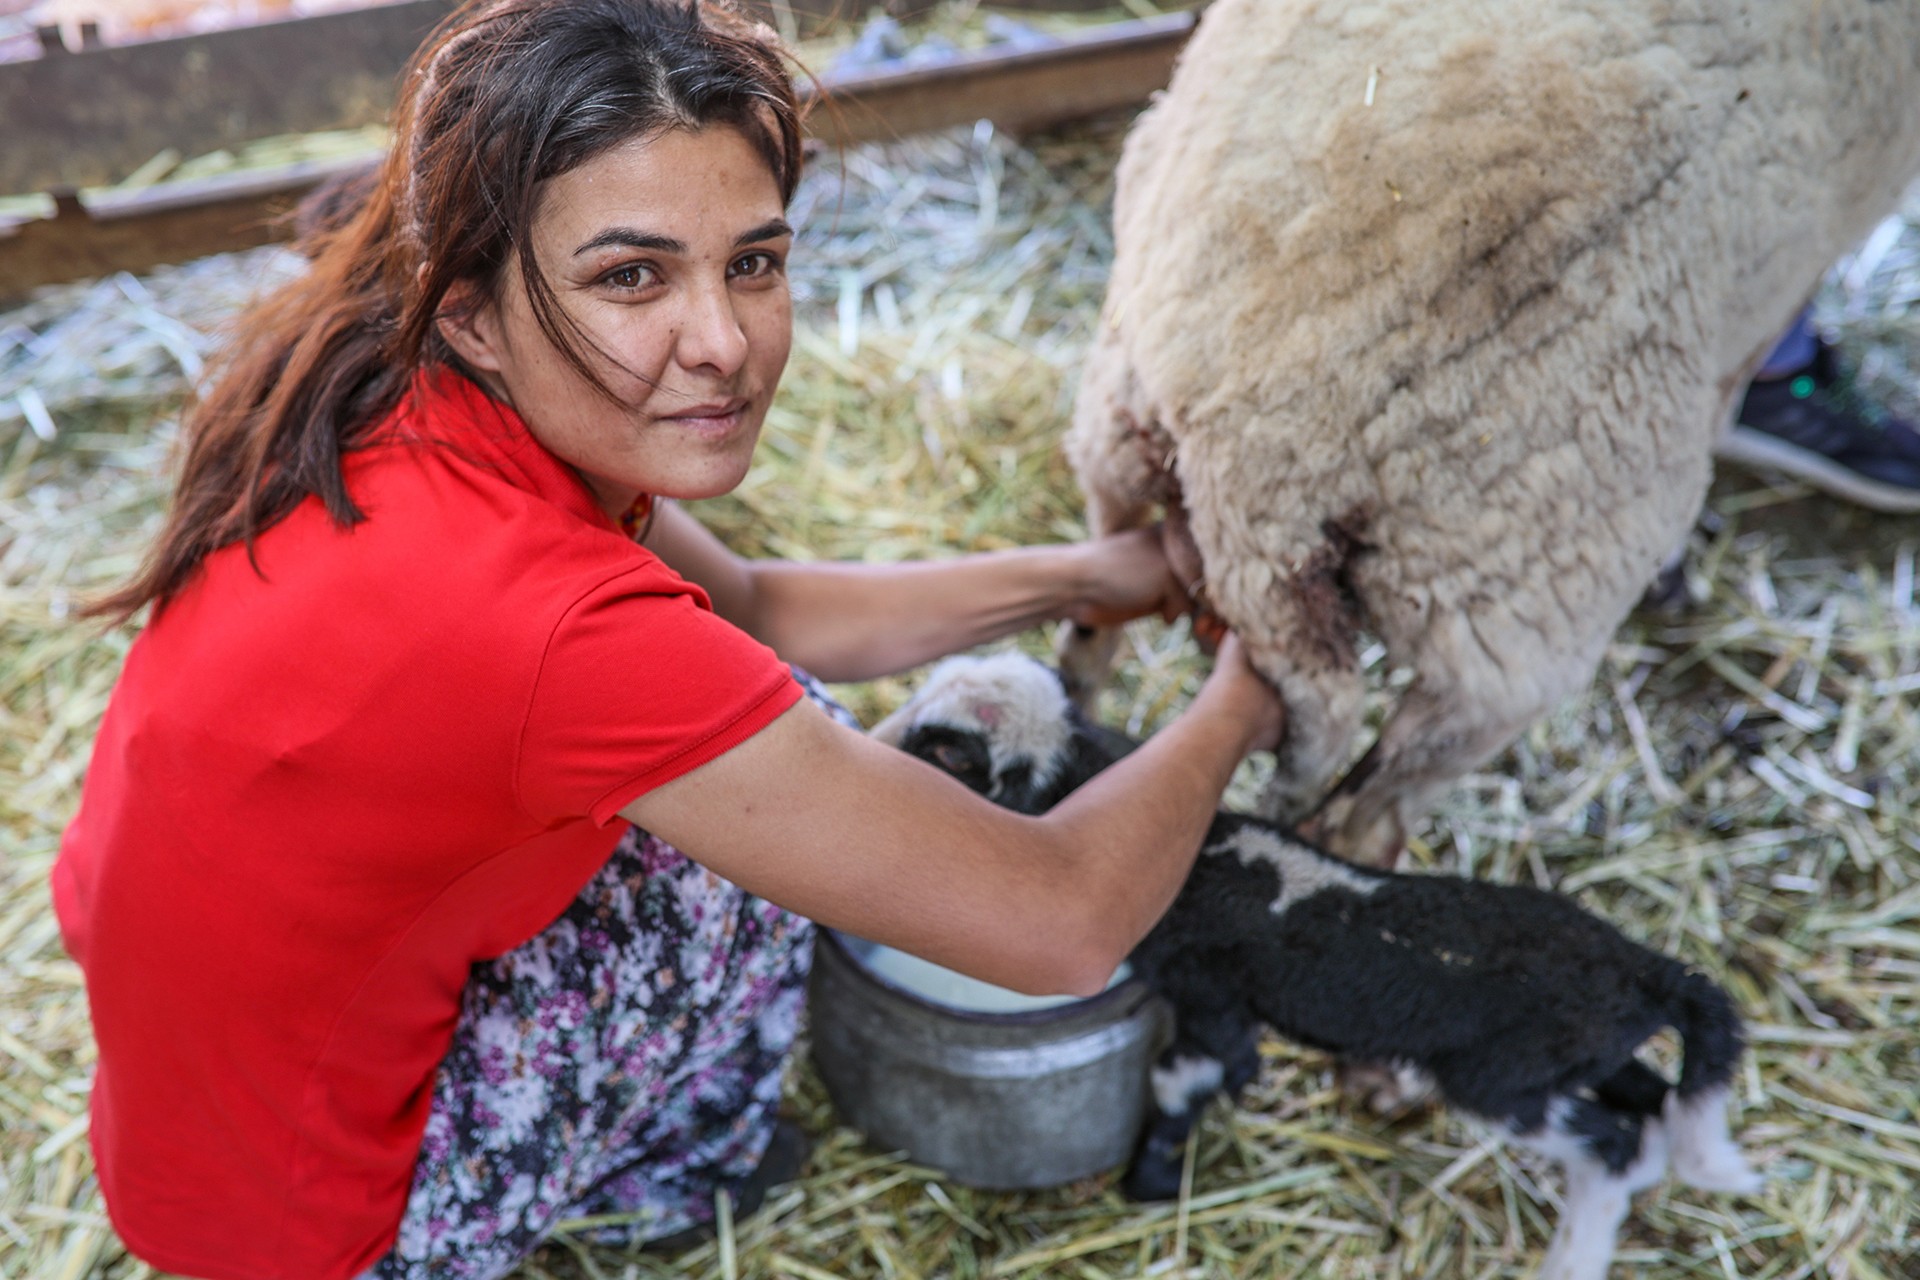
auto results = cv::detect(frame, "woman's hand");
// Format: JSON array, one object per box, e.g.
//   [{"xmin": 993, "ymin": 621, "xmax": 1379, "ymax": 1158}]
[
  {"xmin": 1063, "ymin": 526, "xmax": 1194, "ymax": 630},
  {"xmin": 1193, "ymin": 631, "xmax": 1287, "ymax": 755}
]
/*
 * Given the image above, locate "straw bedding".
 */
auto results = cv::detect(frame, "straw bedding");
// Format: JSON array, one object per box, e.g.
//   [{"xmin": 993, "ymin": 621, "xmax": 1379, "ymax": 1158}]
[{"xmin": 2, "ymin": 100, "xmax": 1917, "ymax": 1280}]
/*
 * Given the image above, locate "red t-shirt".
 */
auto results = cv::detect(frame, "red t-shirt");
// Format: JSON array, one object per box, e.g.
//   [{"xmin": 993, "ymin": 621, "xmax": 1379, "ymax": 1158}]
[{"xmin": 51, "ymin": 369, "xmax": 803, "ymax": 1280}]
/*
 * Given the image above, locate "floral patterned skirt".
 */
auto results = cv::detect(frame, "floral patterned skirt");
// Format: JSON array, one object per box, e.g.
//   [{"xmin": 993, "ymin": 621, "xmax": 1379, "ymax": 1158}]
[{"xmin": 365, "ymin": 673, "xmax": 856, "ymax": 1280}]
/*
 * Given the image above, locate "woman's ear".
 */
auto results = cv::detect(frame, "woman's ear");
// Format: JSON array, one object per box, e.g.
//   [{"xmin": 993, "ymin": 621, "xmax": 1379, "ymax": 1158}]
[{"xmin": 435, "ymin": 279, "xmax": 507, "ymax": 375}]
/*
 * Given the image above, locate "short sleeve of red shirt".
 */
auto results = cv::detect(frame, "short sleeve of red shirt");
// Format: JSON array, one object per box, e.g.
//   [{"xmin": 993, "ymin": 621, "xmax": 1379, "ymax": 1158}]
[{"xmin": 519, "ymin": 568, "xmax": 803, "ymax": 826}]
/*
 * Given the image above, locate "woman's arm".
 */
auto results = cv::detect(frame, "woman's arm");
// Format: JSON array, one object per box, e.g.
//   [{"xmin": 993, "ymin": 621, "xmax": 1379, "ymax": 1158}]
[
  {"xmin": 621, "ymin": 634, "xmax": 1283, "ymax": 997},
  {"xmin": 643, "ymin": 501, "xmax": 1185, "ymax": 682}
]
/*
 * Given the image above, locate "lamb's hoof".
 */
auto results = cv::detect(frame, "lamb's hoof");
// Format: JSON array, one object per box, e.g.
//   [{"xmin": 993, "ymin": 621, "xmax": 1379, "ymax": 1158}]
[
  {"xmin": 1337, "ymin": 1060, "xmax": 1436, "ymax": 1116},
  {"xmin": 1121, "ymin": 1143, "xmax": 1175, "ymax": 1212},
  {"xmin": 1538, "ymin": 1243, "xmax": 1617, "ymax": 1280},
  {"xmin": 1674, "ymin": 1156, "xmax": 1764, "ymax": 1196},
  {"xmin": 1121, "ymin": 1153, "xmax": 1183, "ymax": 1202},
  {"xmin": 1636, "ymin": 556, "xmax": 1693, "ymax": 615}
]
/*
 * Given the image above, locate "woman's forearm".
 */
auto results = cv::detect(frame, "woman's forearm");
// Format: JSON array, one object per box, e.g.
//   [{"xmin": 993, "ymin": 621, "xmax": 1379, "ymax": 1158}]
[
  {"xmin": 647, "ymin": 503, "xmax": 1181, "ymax": 680},
  {"xmin": 1032, "ymin": 671, "xmax": 1278, "ymax": 991},
  {"xmin": 740, "ymin": 546, "xmax": 1097, "ymax": 682}
]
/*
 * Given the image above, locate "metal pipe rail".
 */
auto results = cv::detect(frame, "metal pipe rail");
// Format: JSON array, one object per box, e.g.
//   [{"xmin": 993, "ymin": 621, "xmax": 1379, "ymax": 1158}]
[
  {"xmin": 3, "ymin": 9, "xmax": 1182, "ymax": 303},
  {"xmin": 0, "ymin": 2, "xmax": 1193, "ymax": 302}
]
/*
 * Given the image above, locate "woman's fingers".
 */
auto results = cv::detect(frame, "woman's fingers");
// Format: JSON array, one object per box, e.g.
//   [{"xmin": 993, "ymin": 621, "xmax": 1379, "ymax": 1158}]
[{"xmin": 1069, "ymin": 526, "xmax": 1188, "ymax": 628}]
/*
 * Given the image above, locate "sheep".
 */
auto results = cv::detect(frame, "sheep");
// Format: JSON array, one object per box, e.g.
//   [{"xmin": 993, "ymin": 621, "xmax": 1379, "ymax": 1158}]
[
  {"xmin": 1060, "ymin": 0, "xmax": 1920, "ymax": 862},
  {"xmin": 873, "ymin": 651, "xmax": 1763, "ymax": 1280}
]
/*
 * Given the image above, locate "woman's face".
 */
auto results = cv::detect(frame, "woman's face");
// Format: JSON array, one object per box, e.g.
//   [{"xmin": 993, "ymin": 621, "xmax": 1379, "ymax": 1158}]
[{"xmin": 444, "ymin": 125, "xmax": 793, "ymax": 514}]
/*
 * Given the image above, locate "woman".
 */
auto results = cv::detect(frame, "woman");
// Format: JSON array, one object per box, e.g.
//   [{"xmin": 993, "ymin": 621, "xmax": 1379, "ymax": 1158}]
[{"xmin": 53, "ymin": 1, "xmax": 1285, "ymax": 1277}]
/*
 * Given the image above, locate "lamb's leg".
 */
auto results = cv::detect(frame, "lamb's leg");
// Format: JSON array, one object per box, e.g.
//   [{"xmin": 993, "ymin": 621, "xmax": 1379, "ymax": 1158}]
[
  {"xmin": 1663, "ymin": 970, "xmax": 1763, "ymax": 1194},
  {"xmin": 1665, "ymin": 1085, "xmax": 1762, "ymax": 1194},
  {"xmin": 1509, "ymin": 1094, "xmax": 1670, "ymax": 1280},
  {"xmin": 1538, "ymin": 1159, "xmax": 1653, "ymax": 1280},
  {"xmin": 1586, "ymin": 1057, "xmax": 1762, "ymax": 1197},
  {"xmin": 1334, "ymin": 1059, "xmax": 1437, "ymax": 1116},
  {"xmin": 1123, "ymin": 1009, "xmax": 1259, "ymax": 1201}
]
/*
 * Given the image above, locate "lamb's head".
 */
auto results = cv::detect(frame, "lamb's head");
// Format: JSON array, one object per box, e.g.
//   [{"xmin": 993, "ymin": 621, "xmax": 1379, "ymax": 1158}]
[{"xmin": 871, "ymin": 651, "xmax": 1135, "ymax": 814}]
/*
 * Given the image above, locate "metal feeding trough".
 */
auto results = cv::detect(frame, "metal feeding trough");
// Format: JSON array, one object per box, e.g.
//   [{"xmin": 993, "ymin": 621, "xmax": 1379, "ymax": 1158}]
[{"xmin": 807, "ymin": 929, "xmax": 1171, "ymax": 1190}]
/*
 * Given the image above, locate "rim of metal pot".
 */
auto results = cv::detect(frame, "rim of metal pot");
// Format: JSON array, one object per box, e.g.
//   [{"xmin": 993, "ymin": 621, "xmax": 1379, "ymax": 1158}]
[{"xmin": 819, "ymin": 927, "xmax": 1155, "ymax": 1029}]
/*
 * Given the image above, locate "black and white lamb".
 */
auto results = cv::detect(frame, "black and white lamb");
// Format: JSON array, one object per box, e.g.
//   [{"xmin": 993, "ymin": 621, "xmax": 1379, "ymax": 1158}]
[{"xmin": 872, "ymin": 651, "xmax": 1762, "ymax": 1280}]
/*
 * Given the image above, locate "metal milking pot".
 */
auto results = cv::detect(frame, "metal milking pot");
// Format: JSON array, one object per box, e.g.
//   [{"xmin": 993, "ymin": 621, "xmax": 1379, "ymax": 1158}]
[{"xmin": 807, "ymin": 929, "xmax": 1173, "ymax": 1191}]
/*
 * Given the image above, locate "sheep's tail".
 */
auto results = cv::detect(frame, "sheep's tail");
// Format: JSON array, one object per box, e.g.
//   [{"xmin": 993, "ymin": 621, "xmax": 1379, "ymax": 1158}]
[
  {"xmin": 1666, "ymin": 967, "xmax": 1743, "ymax": 1099},
  {"xmin": 1661, "ymin": 966, "xmax": 1764, "ymax": 1194}
]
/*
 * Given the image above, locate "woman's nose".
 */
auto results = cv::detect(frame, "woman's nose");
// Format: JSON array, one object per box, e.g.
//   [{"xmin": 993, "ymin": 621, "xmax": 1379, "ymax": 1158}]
[{"xmin": 672, "ymin": 282, "xmax": 750, "ymax": 376}]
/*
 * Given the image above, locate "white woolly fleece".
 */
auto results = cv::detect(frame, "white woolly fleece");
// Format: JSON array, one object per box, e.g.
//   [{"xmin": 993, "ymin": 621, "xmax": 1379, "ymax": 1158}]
[
  {"xmin": 1064, "ymin": 0, "xmax": 1920, "ymax": 861},
  {"xmin": 1215, "ymin": 823, "xmax": 1380, "ymax": 916}
]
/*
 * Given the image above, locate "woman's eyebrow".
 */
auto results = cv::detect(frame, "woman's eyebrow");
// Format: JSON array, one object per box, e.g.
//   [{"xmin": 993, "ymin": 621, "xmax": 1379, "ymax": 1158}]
[
  {"xmin": 735, "ymin": 217, "xmax": 793, "ymax": 246},
  {"xmin": 574, "ymin": 228, "xmax": 683, "ymax": 257},
  {"xmin": 572, "ymin": 218, "xmax": 794, "ymax": 258}
]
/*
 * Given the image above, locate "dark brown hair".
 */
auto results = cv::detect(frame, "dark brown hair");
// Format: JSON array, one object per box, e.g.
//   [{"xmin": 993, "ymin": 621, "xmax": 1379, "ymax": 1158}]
[{"xmin": 91, "ymin": 0, "xmax": 804, "ymax": 622}]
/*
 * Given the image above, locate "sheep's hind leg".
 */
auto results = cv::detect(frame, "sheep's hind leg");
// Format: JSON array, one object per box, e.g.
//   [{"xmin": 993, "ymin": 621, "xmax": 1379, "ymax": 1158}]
[
  {"xmin": 1509, "ymin": 1094, "xmax": 1669, "ymax": 1280},
  {"xmin": 1308, "ymin": 675, "xmax": 1537, "ymax": 867},
  {"xmin": 1123, "ymin": 1010, "xmax": 1259, "ymax": 1201}
]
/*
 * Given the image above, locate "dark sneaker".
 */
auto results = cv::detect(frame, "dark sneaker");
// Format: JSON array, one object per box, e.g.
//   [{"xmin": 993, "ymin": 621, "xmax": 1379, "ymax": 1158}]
[
  {"xmin": 730, "ymin": 1117, "xmax": 810, "ymax": 1216},
  {"xmin": 1719, "ymin": 342, "xmax": 1920, "ymax": 513},
  {"xmin": 638, "ymin": 1119, "xmax": 811, "ymax": 1253}
]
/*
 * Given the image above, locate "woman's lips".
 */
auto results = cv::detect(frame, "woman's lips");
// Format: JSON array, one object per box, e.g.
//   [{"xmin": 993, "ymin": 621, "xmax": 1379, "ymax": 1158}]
[
  {"xmin": 664, "ymin": 397, "xmax": 746, "ymax": 419},
  {"xmin": 660, "ymin": 398, "xmax": 748, "ymax": 434}
]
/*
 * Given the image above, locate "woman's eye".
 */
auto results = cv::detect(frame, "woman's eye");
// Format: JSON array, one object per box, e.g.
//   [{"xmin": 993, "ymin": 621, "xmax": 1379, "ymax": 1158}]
[
  {"xmin": 730, "ymin": 251, "xmax": 782, "ymax": 280},
  {"xmin": 603, "ymin": 263, "xmax": 657, "ymax": 291}
]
